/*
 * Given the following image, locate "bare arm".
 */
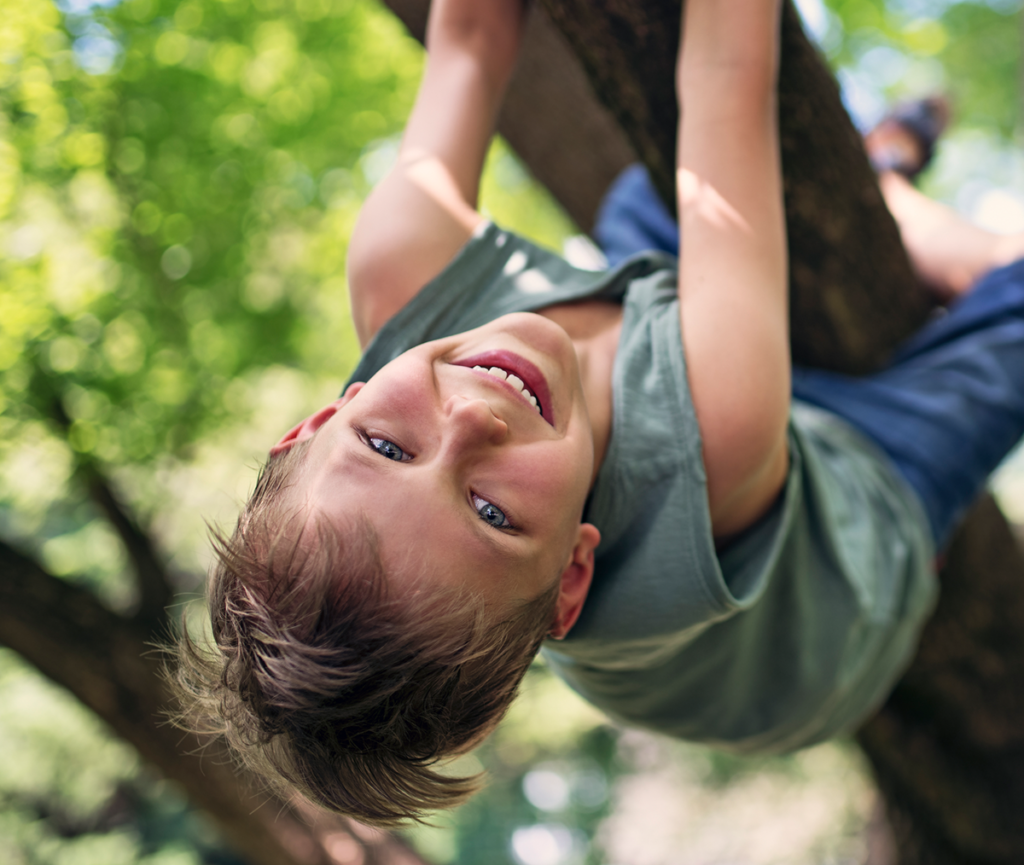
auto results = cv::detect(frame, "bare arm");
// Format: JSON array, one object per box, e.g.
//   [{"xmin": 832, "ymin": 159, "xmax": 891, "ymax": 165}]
[
  {"xmin": 676, "ymin": 0, "xmax": 790, "ymax": 538},
  {"xmin": 347, "ymin": 0, "xmax": 527, "ymax": 347}
]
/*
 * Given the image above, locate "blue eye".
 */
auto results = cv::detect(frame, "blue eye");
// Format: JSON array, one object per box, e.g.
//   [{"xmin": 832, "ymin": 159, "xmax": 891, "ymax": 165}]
[
  {"xmin": 368, "ymin": 437, "xmax": 409, "ymax": 462},
  {"xmin": 472, "ymin": 494, "xmax": 513, "ymax": 530}
]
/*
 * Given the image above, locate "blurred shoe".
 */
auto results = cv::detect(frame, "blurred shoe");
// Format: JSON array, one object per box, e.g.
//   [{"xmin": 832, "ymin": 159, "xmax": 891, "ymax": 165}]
[{"xmin": 864, "ymin": 96, "xmax": 951, "ymax": 180}]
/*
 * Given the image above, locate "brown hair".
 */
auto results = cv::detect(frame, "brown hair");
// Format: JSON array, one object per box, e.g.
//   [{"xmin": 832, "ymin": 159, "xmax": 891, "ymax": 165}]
[{"xmin": 173, "ymin": 442, "xmax": 559, "ymax": 826}]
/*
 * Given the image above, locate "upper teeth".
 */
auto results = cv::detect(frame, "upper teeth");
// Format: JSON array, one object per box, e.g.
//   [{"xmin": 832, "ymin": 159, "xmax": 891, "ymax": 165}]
[{"xmin": 472, "ymin": 365, "xmax": 541, "ymax": 414}]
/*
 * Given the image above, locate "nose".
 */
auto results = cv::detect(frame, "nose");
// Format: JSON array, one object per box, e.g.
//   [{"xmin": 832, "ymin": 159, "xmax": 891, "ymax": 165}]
[{"xmin": 443, "ymin": 394, "xmax": 509, "ymax": 455}]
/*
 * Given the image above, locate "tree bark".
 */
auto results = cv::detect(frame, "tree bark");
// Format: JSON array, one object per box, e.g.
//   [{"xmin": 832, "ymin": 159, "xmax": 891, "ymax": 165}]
[
  {"xmin": 858, "ymin": 496, "xmax": 1024, "ymax": 864},
  {"xmin": 0, "ymin": 540, "xmax": 429, "ymax": 865},
  {"xmin": 384, "ymin": 1, "xmax": 1024, "ymax": 861},
  {"xmin": 532, "ymin": 0, "xmax": 936, "ymax": 372}
]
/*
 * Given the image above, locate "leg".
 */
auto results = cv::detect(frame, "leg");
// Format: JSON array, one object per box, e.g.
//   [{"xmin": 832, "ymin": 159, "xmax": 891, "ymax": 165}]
[
  {"xmin": 594, "ymin": 165, "xmax": 679, "ymax": 265},
  {"xmin": 596, "ymin": 102, "xmax": 1024, "ymax": 301},
  {"xmin": 597, "ymin": 164, "xmax": 1024, "ymax": 300},
  {"xmin": 794, "ymin": 259, "xmax": 1024, "ymax": 548},
  {"xmin": 596, "ymin": 125, "xmax": 1024, "ymax": 551},
  {"xmin": 879, "ymin": 171, "xmax": 1024, "ymax": 300}
]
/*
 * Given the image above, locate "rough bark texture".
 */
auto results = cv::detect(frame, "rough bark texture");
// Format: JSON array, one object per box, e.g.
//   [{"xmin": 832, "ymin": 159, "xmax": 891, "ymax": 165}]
[
  {"xmin": 858, "ymin": 496, "xmax": 1024, "ymax": 864},
  {"xmin": 0, "ymin": 539, "xmax": 429, "ymax": 865},
  {"xmin": 534, "ymin": 0, "xmax": 935, "ymax": 372},
  {"xmin": 386, "ymin": 1, "xmax": 1024, "ymax": 861}
]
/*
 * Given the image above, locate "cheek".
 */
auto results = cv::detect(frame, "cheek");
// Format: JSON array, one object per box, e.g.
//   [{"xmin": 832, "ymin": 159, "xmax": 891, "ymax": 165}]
[
  {"xmin": 369, "ymin": 368, "xmax": 431, "ymax": 418},
  {"xmin": 515, "ymin": 443, "xmax": 590, "ymax": 503}
]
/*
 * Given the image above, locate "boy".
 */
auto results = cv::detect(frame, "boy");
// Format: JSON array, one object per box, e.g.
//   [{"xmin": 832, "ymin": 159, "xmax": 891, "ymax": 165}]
[{"xmin": 176, "ymin": 0, "xmax": 1024, "ymax": 827}]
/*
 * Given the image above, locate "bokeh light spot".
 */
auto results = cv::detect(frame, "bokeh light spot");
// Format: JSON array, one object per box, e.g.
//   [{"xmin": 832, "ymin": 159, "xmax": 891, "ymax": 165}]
[{"xmin": 510, "ymin": 824, "xmax": 575, "ymax": 865}]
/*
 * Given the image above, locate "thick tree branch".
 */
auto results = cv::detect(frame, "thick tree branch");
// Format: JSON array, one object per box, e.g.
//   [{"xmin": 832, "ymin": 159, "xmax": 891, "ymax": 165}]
[
  {"xmin": 534, "ymin": 0, "xmax": 935, "ymax": 371},
  {"xmin": 858, "ymin": 495, "xmax": 1024, "ymax": 864},
  {"xmin": 387, "ymin": 0, "xmax": 933, "ymax": 370},
  {"xmin": 0, "ymin": 538, "xmax": 320, "ymax": 865},
  {"xmin": 0, "ymin": 540, "xmax": 430, "ymax": 865}
]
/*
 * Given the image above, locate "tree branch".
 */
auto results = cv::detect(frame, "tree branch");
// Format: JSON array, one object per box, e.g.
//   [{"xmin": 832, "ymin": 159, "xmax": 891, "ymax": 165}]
[
  {"xmin": 82, "ymin": 464, "xmax": 175, "ymax": 633},
  {"xmin": 534, "ymin": 0, "xmax": 934, "ymax": 371},
  {"xmin": 0, "ymin": 539, "xmax": 431, "ymax": 865},
  {"xmin": 858, "ymin": 495, "xmax": 1024, "ymax": 863},
  {"xmin": 46, "ymin": 384, "xmax": 174, "ymax": 634}
]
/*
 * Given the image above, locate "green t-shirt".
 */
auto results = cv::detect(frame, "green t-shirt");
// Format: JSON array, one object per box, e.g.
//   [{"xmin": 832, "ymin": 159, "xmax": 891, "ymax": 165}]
[{"xmin": 346, "ymin": 222, "xmax": 938, "ymax": 754}]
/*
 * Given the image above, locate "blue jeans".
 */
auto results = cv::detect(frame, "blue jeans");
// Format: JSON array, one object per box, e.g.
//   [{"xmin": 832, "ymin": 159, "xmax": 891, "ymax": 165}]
[{"xmin": 596, "ymin": 165, "xmax": 1024, "ymax": 548}]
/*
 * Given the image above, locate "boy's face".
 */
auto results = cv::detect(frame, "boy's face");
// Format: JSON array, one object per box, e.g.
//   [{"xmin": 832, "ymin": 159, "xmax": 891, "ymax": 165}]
[{"xmin": 275, "ymin": 313, "xmax": 601, "ymax": 632}]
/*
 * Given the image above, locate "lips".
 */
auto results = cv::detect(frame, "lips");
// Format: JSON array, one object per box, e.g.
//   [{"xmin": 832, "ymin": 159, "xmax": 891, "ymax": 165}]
[{"xmin": 453, "ymin": 350, "xmax": 555, "ymax": 427}]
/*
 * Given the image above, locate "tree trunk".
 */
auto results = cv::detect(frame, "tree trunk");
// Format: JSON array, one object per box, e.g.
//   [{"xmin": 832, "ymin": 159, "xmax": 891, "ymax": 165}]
[
  {"xmin": 858, "ymin": 495, "xmax": 1024, "ymax": 864},
  {"xmin": 386, "ymin": 1, "xmax": 1024, "ymax": 861},
  {"xmin": 0, "ymin": 540, "xmax": 430, "ymax": 865},
  {"xmin": 532, "ymin": 0, "xmax": 936, "ymax": 372}
]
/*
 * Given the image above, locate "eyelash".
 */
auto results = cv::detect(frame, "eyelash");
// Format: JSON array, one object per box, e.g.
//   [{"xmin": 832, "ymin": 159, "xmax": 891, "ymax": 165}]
[{"xmin": 360, "ymin": 431, "xmax": 517, "ymax": 531}]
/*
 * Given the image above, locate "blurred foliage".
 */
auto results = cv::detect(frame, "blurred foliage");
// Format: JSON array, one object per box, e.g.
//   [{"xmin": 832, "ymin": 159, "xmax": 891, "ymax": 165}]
[
  {"xmin": 0, "ymin": 0, "xmax": 1021, "ymax": 863},
  {"xmin": 403, "ymin": 664, "xmax": 618, "ymax": 865},
  {"xmin": 813, "ymin": 0, "xmax": 1021, "ymax": 136},
  {"xmin": 0, "ymin": 648, "xmax": 244, "ymax": 865},
  {"xmin": 0, "ymin": 0, "xmax": 419, "ymax": 556}
]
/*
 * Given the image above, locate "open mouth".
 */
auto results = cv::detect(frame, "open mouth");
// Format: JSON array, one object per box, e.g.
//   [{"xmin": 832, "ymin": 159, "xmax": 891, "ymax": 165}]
[
  {"xmin": 453, "ymin": 351, "xmax": 555, "ymax": 427},
  {"xmin": 471, "ymin": 364, "xmax": 541, "ymax": 412}
]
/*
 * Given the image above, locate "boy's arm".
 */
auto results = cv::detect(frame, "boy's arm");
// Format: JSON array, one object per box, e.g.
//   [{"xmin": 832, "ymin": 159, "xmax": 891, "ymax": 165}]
[
  {"xmin": 676, "ymin": 0, "xmax": 790, "ymax": 539},
  {"xmin": 347, "ymin": 0, "xmax": 527, "ymax": 347}
]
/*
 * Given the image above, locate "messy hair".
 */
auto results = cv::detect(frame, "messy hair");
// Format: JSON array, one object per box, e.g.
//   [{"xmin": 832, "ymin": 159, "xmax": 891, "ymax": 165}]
[{"xmin": 173, "ymin": 441, "xmax": 559, "ymax": 827}]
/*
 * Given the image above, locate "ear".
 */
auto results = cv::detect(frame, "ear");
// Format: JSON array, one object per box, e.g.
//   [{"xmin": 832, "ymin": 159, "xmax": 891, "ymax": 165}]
[
  {"xmin": 548, "ymin": 523, "xmax": 601, "ymax": 640},
  {"xmin": 269, "ymin": 382, "xmax": 365, "ymax": 456}
]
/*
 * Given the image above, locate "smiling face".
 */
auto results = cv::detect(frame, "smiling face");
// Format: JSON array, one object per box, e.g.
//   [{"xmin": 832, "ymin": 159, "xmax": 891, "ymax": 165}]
[{"xmin": 273, "ymin": 313, "xmax": 602, "ymax": 636}]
